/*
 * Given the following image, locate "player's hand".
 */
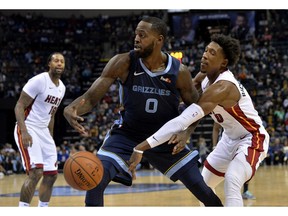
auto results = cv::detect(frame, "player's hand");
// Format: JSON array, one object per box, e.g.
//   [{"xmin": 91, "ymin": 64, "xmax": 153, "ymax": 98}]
[
  {"xmin": 21, "ymin": 131, "xmax": 33, "ymax": 148},
  {"xmin": 168, "ymin": 131, "xmax": 189, "ymax": 155},
  {"xmin": 128, "ymin": 152, "xmax": 143, "ymax": 180},
  {"xmin": 63, "ymin": 99, "xmax": 88, "ymax": 136}
]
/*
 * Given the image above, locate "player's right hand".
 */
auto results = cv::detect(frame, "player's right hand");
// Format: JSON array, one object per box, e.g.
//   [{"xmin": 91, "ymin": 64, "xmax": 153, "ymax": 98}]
[
  {"xmin": 21, "ymin": 131, "xmax": 33, "ymax": 148},
  {"xmin": 128, "ymin": 151, "xmax": 143, "ymax": 180},
  {"xmin": 63, "ymin": 99, "xmax": 88, "ymax": 136}
]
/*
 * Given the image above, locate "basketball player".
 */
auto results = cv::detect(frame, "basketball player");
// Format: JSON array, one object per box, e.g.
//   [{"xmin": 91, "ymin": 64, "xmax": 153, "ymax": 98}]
[
  {"xmin": 14, "ymin": 52, "xmax": 66, "ymax": 207},
  {"xmin": 64, "ymin": 16, "xmax": 223, "ymax": 206},
  {"xmin": 128, "ymin": 34, "xmax": 269, "ymax": 206}
]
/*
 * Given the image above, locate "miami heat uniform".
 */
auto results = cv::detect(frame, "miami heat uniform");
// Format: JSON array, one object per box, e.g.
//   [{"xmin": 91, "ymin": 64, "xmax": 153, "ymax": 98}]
[
  {"xmin": 203, "ymin": 70, "xmax": 269, "ymax": 176},
  {"xmin": 202, "ymin": 70, "xmax": 269, "ymax": 206},
  {"xmin": 14, "ymin": 72, "xmax": 66, "ymax": 174},
  {"xmin": 97, "ymin": 51, "xmax": 200, "ymax": 185},
  {"xmin": 141, "ymin": 68, "xmax": 269, "ymax": 206}
]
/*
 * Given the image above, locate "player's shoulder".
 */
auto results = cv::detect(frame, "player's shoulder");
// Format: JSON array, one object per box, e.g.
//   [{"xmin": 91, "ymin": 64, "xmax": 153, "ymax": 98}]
[
  {"xmin": 215, "ymin": 71, "xmax": 239, "ymax": 86},
  {"xmin": 28, "ymin": 72, "xmax": 47, "ymax": 83},
  {"xmin": 33, "ymin": 71, "xmax": 47, "ymax": 77},
  {"xmin": 111, "ymin": 52, "xmax": 131, "ymax": 62},
  {"xmin": 23, "ymin": 72, "xmax": 47, "ymax": 95},
  {"xmin": 179, "ymin": 62, "xmax": 188, "ymax": 70},
  {"xmin": 108, "ymin": 52, "xmax": 131, "ymax": 68},
  {"xmin": 218, "ymin": 70, "xmax": 235, "ymax": 79},
  {"xmin": 178, "ymin": 63, "xmax": 191, "ymax": 77},
  {"xmin": 59, "ymin": 79, "xmax": 66, "ymax": 88}
]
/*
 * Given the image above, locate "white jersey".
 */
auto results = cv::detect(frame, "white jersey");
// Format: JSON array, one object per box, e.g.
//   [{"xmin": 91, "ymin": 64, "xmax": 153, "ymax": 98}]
[
  {"xmin": 201, "ymin": 70, "xmax": 269, "ymax": 206},
  {"xmin": 22, "ymin": 72, "xmax": 66, "ymax": 128},
  {"xmin": 201, "ymin": 70, "xmax": 268, "ymax": 140}
]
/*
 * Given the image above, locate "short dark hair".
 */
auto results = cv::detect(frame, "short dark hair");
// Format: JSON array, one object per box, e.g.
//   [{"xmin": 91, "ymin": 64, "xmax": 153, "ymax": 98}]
[
  {"xmin": 210, "ymin": 34, "xmax": 241, "ymax": 67},
  {"xmin": 141, "ymin": 16, "xmax": 167, "ymax": 42},
  {"xmin": 47, "ymin": 52, "xmax": 64, "ymax": 65}
]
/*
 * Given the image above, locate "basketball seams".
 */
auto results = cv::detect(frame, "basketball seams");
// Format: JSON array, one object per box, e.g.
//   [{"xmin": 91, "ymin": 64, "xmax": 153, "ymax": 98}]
[
  {"xmin": 71, "ymin": 160, "xmax": 86, "ymax": 190},
  {"xmin": 63, "ymin": 151, "xmax": 104, "ymax": 191},
  {"xmin": 63, "ymin": 157, "xmax": 81, "ymax": 190},
  {"xmin": 71, "ymin": 157, "xmax": 100, "ymax": 186},
  {"xmin": 72, "ymin": 153, "xmax": 103, "ymax": 184}
]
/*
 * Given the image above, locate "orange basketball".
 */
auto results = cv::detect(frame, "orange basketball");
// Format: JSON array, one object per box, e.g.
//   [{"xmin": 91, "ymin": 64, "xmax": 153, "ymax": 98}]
[{"xmin": 63, "ymin": 151, "xmax": 104, "ymax": 191}]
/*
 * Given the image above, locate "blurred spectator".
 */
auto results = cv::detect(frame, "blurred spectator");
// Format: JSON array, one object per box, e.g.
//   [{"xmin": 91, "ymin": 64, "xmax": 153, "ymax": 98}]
[
  {"xmin": 179, "ymin": 15, "xmax": 196, "ymax": 44},
  {"xmin": 81, "ymin": 62, "xmax": 92, "ymax": 81},
  {"xmin": 57, "ymin": 145, "xmax": 70, "ymax": 171},
  {"xmin": 230, "ymin": 12, "xmax": 255, "ymax": 43},
  {"xmin": 265, "ymin": 137, "xmax": 285, "ymax": 165},
  {"xmin": 197, "ymin": 136, "xmax": 210, "ymax": 166}
]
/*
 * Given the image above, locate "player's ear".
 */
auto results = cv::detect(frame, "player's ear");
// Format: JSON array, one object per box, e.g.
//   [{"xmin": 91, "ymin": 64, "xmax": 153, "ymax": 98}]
[
  {"xmin": 158, "ymin": 35, "xmax": 164, "ymax": 44},
  {"xmin": 222, "ymin": 58, "xmax": 228, "ymax": 68}
]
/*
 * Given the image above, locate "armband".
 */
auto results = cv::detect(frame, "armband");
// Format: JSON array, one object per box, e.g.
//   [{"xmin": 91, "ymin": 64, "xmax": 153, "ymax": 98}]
[
  {"xmin": 133, "ymin": 147, "xmax": 144, "ymax": 154},
  {"xmin": 147, "ymin": 103, "xmax": 205, "ymax": 148}
]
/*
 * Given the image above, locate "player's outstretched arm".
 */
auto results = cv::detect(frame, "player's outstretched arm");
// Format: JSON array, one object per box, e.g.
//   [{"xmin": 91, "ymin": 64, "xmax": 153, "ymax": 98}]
[{"xmin": 64, "ymin": 53, "xmax": 130, "ymax": 136}]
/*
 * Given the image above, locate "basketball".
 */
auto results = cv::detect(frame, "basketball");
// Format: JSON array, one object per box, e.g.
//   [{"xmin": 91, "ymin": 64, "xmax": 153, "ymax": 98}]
[{"xmin": 63, "ymin": 151, "xmax": 104, "ymax": 191}]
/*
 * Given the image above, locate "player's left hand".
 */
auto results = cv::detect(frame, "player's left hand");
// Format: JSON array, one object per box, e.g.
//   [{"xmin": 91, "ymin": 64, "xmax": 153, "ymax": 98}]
[
  {"xmin": 168, "ymin": 130, "xmax": 189, "ymax": 155},
  {"xmin": 128, "ymin": 152, "xmax": 143, "ymax": 180}
]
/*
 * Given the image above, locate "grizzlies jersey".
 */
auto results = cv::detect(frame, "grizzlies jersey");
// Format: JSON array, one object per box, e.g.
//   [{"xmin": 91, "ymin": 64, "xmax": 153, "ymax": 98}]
[
  {"xmin": 98, "ymin": 51, "xmax": 200, "ymax": 185},
  {"xmin": 118, "ymin": 50, "xmax": 181, "ymax": 139}
]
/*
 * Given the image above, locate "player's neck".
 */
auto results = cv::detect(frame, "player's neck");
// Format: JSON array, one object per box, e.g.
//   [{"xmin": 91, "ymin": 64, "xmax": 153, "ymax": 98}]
[
  {"xmin": 142, "ymin": 52, "xmax": 167, "ymax": 72},
  {"xmin": 48, "ymin": 73, "xmax": 60, "ymax": 86}
]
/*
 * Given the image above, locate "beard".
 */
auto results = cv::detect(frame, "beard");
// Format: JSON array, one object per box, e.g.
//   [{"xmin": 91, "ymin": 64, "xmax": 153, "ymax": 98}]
[
  {"xmin": 51, "ymin": 68, "xmax": 64, "ymax": 78},
  {"xmin": 134, "ymin": 42, "xmax": 154, "ymax": 58}
]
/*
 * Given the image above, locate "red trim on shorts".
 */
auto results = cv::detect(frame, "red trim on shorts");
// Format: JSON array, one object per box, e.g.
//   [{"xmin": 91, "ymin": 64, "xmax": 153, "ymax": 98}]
[
  {"xmin": 204, "ymin": 160, "xmax": 225, "ymax": 177},
  {"xmin": 246, "ymin": 147, "xmax": 259, "ymax": 177},
  {"xmin": 43, "ymin": 170, "xmax": 58, "ymax": 175},
  {"xmin": 17, "ymin": 125, "xmax": 31, "ymax": 172},
  {"xmin": 26, "ymin": 164, "xmax": 44, "ymax": 175},
  {"xmin": 34, "ymin": 164, "xmax": 44, "ymax": 169}
]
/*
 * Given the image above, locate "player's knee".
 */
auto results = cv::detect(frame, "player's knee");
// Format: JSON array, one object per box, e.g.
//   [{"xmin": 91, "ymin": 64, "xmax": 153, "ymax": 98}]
[
  {"xmin": 224, "ymin": 172, "xmax": 242, "ymax": 189},
  {"xmin": 42, "ymin": 173, "xmax": 58, "ymax": 187},
  {"xmin": 29, "ymin": 168, "xmax": 44, "ymax": 182}
]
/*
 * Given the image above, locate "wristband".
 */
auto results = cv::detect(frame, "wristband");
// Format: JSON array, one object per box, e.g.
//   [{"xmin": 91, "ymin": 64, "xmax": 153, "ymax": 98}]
[{"xmin": 133, "ymin": 147, "xmax": 144, "ymax": 154}]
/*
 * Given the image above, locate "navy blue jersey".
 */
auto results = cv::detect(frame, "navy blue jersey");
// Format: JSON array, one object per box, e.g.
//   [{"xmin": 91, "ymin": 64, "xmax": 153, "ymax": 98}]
[
  {"xmin": 98, "ymin": 50, "xmax": 200, "ymax": 187},
  {"xmin": 117, "ymin": 50, "xmax": 181, "ymax": 139}
]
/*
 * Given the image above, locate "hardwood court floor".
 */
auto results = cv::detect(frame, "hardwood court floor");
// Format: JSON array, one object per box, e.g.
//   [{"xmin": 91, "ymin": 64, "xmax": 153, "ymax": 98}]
[{"xmin": 0, "ymin": 164, "xmax": 288, "ymax": 207}]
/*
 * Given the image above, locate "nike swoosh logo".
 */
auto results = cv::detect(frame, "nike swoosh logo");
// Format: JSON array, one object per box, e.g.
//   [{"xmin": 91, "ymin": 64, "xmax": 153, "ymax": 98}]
[
  {"xmin": 134, "ymin": 71, "xmax": 145, "ymax": 76},
  {"xmin": 152, "ymin": 136, "xmax": 158, "ymax": 142}
]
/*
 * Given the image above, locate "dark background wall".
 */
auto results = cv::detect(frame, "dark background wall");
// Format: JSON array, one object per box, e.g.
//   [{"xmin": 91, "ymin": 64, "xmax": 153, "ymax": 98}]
[
  {"xmin": 0, "ymin": 9, "xmax": 159, "ymax": 18},
  {"xmin": 0, "ymin": 98, "xmax": 17, "ymax": 144}
]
